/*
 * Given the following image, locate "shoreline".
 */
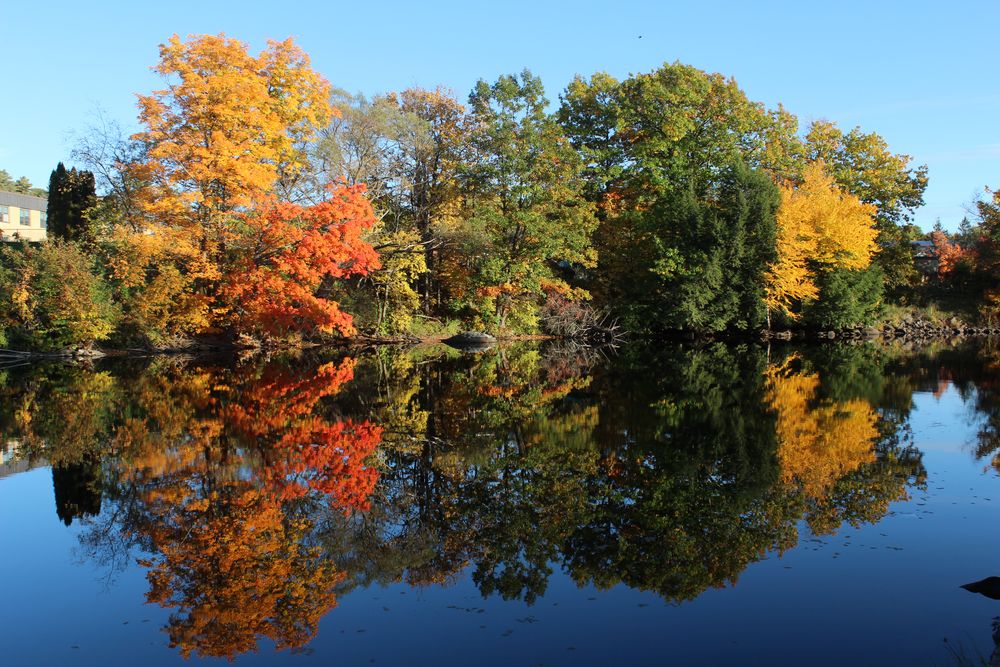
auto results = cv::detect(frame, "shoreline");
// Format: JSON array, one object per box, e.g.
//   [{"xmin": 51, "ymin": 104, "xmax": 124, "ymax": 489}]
[{"xmin": 2, "ymin": 322, "xmax": 996, "ymax": 362}]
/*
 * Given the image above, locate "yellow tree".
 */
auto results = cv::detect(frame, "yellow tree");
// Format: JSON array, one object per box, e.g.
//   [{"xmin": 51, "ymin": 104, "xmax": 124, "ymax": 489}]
[
  {"xmin": 132, "ymin": 33, "xmax": 332, "ymax": 228},
  {"xmin": 765, "ymin": 160, "xmax": 879, "ymax": 321}
]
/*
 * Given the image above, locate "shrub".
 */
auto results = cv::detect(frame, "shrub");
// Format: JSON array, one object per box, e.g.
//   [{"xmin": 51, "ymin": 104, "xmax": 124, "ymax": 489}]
[{"xmin": 0, "ymin": 241, "xmax": 119, "ymax": 351}]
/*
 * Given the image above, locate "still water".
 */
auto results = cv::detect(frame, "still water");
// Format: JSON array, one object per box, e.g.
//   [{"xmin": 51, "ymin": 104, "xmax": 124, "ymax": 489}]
[{"xmin": 2, "ymin": 341, "xmax": 1000, "ymax": 666}]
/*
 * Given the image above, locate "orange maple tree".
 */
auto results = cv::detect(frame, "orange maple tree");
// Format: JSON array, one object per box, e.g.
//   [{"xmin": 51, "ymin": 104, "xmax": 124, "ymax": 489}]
[
  {"xmin": 123, "ymin": 34, "xmax": 382, "ymax": 341},
  {"xmin": 220, "ymin": 185, "xmax": 381, "ymax": 337}
]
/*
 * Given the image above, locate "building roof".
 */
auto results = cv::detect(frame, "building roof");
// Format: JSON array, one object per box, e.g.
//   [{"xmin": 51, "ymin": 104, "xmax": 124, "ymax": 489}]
[{"xmin": 0, "ymin": 190, "xmax": 47, "ymax": 211}]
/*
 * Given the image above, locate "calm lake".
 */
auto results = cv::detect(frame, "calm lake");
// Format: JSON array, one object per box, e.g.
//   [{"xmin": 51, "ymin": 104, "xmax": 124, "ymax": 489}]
[{"xmin": 3, "ymin": 341, "xmax": 1000, "ymax": 665}]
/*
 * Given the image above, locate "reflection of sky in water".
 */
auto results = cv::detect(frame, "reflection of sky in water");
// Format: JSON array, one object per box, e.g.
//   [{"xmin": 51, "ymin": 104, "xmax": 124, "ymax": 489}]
[
  {"xmin": 910, "ymin": 384, "xmax": 988, "ymax": 455},
  {"xmin": 4, "ymin": 361, "xmax": 1000, "ymax": 665}
]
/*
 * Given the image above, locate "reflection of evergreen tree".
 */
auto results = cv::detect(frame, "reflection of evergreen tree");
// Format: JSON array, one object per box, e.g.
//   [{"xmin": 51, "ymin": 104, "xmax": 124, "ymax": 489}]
[
  {"xmin": 950, "ymin": 340, "xmax": 1000, "ymax": 470},
  {"xmin": 563, "ymin": 343, "xmax": 795, "ymax": 602},
  {"xmin": 338, "ymin": 341, "xmax": 931, "ymax": 605},
  {"xmin": 52, "ymin": 458, "xmax": 103, "ymax": 526}
]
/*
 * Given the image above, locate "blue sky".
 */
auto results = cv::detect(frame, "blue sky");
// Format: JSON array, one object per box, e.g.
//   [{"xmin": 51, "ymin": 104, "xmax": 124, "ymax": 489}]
[{"xmin": 2, "ymin": 0, "xmax": 997, "ymax": 230}]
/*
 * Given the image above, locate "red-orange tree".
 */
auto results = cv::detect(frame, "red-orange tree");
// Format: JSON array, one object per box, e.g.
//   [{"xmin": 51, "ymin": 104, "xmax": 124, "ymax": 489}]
[{"xmin": 221, "ymin": 185, "xmax": 381, "ymax": 338}]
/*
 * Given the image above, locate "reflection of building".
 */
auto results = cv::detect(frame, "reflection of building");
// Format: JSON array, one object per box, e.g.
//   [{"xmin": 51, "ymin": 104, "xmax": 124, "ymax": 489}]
[
  {"xmin": 0, "ymin": 440, "xmax": 41, "ymax": 480},
  {"xmin": 0, "ymin": 191, "xmax": 47, "ymax": 242},
  {"xmin": 0, "ymin": 440, "xmax": 20, "ymax": 466}
]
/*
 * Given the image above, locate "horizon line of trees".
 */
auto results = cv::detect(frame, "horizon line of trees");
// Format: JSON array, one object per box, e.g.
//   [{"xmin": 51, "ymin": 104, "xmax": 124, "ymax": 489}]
[{"xmin": 5, "ymin": 32, "xmax": 994, "ymax": 352}]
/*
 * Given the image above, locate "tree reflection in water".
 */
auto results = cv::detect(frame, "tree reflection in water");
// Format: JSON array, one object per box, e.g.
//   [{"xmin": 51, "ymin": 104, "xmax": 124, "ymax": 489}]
[{"xmin": 0, "ymin": 340, "xmax": 942, "ymax": 659}]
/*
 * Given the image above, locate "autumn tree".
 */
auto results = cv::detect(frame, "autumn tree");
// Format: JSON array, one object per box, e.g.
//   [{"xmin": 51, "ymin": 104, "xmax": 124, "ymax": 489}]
[
  {"xmin": 132, "ymin": 33, "xmax": 332, "ymax": 226},
  {"xmin": 805, "ymin": 120, "xmax": 928, "ymax": 290},
  {"xmin": 219, "ymin": 185, "xmax": 381, "ymax": 339},
  {"xmin": 126, "ymin": 35, "xmax": 346, "ymax": 339},
  {"xmin": 0, "ymin": 241, "xmax": 119, "ymax": 350},
  {"xmin": 312, "ymin": 88, "xmax": 468, "ymax": 333},
  {"xmin": 765, "ymin": 161, "xmax": 880, "ymax": 325},
  {"xmin": 108, "ymin": 34, "xmax": 382, "ymax": 343},
  {"xmin": 102, "ymin": 224, "xmax": 220, "ymax": 345},
  {"xmin": 930, "ymin": 230, "xmax": 966, "ymax": 278},
  {"xmin": 972, "ymin": 189, "xmax": 1000, "ymax": 321},
  {"xmin": 455, "ymin": 70, "xmax": 597, "ymax": 330},
  {"xmin": 391, "ymin": 88, "xmax": 468, "ymax": 314}
]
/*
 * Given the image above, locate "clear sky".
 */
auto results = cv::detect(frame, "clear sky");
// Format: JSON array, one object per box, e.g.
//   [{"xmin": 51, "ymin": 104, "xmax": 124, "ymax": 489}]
[{"xmin": 2, "ymin": 0, "xmax": 997, "ymax": 230}]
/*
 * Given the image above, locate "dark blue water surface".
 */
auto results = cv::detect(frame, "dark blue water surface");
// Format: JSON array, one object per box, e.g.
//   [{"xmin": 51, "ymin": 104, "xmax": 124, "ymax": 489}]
[{"xmin": 3, "ymin": 341, "xmax": 1000, "ymax": 666}]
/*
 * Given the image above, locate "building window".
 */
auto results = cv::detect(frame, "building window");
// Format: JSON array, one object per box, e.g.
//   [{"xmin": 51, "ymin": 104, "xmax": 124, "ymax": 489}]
[
  {"xmin": 20, "ymin": 209, "xmax": 30, "ymax": 226},
  {"xmin": 40, "ymin": 212, "xmax": 47, "ymax": 229},
  {"xmin": 0, "ymin": 206, "xmax": 8, "ymax": 223}
]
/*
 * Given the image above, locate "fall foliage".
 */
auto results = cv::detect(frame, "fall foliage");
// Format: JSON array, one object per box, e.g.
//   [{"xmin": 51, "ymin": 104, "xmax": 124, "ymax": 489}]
[
  {"xmin": 767, "ymin": 357, "xmax": 879, "ymax": 498},
  {"xmin": 765, "ymin": 161, "xmax": 879, "ymax": 321},
  {"xmin": 219, "ymin": 186, "xmax": 380, "ymax": 338},
  {"xmin": 2, "ymin": 33, "xmax": 970, "ymax": 352},
  {"xmin": 0, "ymin": 354, "xmax": 382, "ymax": 660},
  {"xmin": 132, "ymin": 33, "xmax": 332, "ymax": 225}
]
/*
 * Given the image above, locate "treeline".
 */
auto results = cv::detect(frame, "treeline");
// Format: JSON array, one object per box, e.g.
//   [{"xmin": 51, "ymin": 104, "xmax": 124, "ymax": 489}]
[
  {"xmin": 0, "ymin": 33, "xmax": 943, "ymax": 350},
  {"xmin": 0, "ymin": 169, "xmax": 46, "ymax": 198}
]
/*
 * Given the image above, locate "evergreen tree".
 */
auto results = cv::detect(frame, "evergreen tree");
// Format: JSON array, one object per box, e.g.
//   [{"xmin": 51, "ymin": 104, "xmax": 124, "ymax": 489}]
[
  {"xmin": 0, "ymin": 169, "xmax": 46, "ymax": 196},
  {"xmin": 804, "ymin": 265, "xmax": 884, "ymax": 329},
  {"xmin": 47, "ymin": 162, "xmax": 97, "ymax": 242},
  {"xmin": 622, "ymin": 163, "xmax": 779, "ymax": 332}
]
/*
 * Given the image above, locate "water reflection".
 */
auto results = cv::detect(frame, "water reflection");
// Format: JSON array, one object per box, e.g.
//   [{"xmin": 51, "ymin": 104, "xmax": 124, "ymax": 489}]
[{"xmin": 3, "ymin": 340, "xmax": 979, "ymax": 660}]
